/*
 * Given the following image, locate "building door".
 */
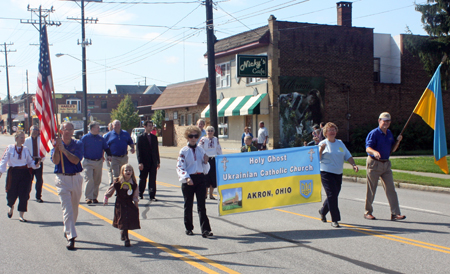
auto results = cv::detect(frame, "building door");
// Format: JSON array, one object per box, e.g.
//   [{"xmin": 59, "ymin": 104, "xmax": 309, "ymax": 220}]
[
  {"xmin": 245, "ymin": 115, "xmax": 253, "ymax": 135},
  {"xmin": 162, "ymin": 120, "xmax": 174, "ymax": 146}
]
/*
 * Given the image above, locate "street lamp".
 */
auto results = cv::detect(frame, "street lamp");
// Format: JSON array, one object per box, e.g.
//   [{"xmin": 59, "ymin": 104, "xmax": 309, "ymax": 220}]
[{"xmin": 56, "ymin": 52, "xmax": 88, "ymax": 134}]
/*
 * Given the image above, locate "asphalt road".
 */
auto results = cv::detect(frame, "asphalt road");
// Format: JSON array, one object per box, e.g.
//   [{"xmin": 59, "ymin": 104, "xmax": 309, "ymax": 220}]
[{"xmin": 1, "ymin": 137, "xmax": 450, "ymax": 274}]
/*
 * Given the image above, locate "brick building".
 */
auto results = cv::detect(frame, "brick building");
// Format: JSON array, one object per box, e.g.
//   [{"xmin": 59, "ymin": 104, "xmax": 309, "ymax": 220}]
[
  {"xmin": 55, "ymin": 91, "xmax": 161, "ymax": 129},
  {"xmin": 197, "ymin": 1, "xmax": 439, "ymax": 150}
]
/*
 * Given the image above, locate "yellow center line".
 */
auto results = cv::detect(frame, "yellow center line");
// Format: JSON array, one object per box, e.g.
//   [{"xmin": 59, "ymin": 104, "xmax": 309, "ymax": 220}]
[
  {"xmin": 276, "ymin": 209, "xmax": 450, "ymax": 254},
  {"xmin": 41, "ymin": 182, "xmax": 238, "ymax": 274}
]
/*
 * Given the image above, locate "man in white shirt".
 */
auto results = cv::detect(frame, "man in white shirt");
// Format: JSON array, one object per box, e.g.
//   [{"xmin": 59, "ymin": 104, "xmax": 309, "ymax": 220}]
[
  {"xmin": 257, "ymin": 121, "xmax": 269, "ymax": 151},
  {"xmin": 24, "ymin": 125, "xmax": 45, "ymax": 203}
]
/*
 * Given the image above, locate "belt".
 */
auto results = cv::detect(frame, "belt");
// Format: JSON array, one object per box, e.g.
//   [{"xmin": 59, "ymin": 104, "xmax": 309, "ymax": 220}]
[
  {"xmin": 191, "ymin": 173, "xmax": 203, "ymax": 175},
  {"xmin": 33, "ymin": 157, "xmax": 41, "ymax": 160},
  {"xmin": 58, "ymin": 173, "xmax": 78, "ymax": 176},
  {"xmin": 209, "ymin": 157, "xmax": 215, "ymax": 160},
  {"xmin": 370, "ymin": 156, "xmax": 389, "ymax": 163},
  {"xmin": 112, "ymin": 155, "xmax": 126, "ymax": 158},
  {"xmin": 11, "ymin": 165, "xmax": 28, "ymax": 169},
  {"xmin": 86, "ymin": 158, "xmax": 102, "ymax": 161}
]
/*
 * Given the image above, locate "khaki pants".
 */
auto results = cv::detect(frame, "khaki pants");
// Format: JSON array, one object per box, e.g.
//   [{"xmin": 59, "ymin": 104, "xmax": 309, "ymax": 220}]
[
  {"xmin": 56, "ymin": 173, "xmax": 83, "ymax": 240},
  {"xmin": 365, "ymin": 156, "xmax": 401, "ymax": 215},
  {"xmin": 83, "ymin": 159, "xmax": 103, "ymax": 200},
  {"xmin": 109, "ymin": 156, "xmax": 128, "ymax": 184}
]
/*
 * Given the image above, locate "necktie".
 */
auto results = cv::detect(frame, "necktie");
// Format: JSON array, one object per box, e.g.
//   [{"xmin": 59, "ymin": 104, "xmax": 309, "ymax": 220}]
[
  {"xmin": 32, "ymin": 137, "xmax": 38, "ymax": 157},
  {"xmin": 248, "ymin": 146, "xmax": 251, "ymax": 152}
]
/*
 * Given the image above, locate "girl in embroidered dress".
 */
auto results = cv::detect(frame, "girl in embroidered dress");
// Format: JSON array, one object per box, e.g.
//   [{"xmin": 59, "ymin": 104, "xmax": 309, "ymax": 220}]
[
  {"xmin": 0, "ymin": 131, "xmax": 40, "ymax": 222},
  {"xmin": 198, "ymin": 126, "xmax": 222, "ymax": 200},
  {"xmin": 104, "ymin": 164, "xmax": 140, "ymax": 247}
]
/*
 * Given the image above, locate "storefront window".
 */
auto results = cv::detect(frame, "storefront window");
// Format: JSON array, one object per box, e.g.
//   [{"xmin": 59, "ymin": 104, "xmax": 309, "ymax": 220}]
[
  {"xmin": 218, "ymin": 117, "xmax": 228, "ymax": 138},
  {"xmin": 216, "ymin": 62, "xmax": 230, "ymax": 88}
]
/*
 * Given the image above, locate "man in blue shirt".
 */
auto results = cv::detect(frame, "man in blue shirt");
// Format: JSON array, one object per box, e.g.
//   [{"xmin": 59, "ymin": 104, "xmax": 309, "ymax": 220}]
[
  {"xmin": 103, "ymin": 120, "xmax": 135, "ymax": 185},
  {"xmin": 51, "ymin": 122, "xmax": 84, "ymax": 250},
  {"xmin": 81, "ymin": 121, "xmax": 112, "ymax": 204},
  {"xmin": 364, "ymin": 112, "xmax": 405, "ymax": 221}
]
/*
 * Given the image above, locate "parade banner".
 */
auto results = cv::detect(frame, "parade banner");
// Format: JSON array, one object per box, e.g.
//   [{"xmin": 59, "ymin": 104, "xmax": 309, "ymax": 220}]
[{"xmin": 215, "ymin": 146, "xmax": 322, "ymax": 216}]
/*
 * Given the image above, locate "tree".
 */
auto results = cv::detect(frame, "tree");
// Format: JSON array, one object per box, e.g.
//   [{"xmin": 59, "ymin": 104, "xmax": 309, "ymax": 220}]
[
  {"xmin": 151, "ymin": 110, "xmax": 165, "ymax": 131},
  {"xmin": 404, "ymin": 0, "xmax": 450, "ymax": 87},
  {"xmin": 110, "ymin": 95, "xmax": 140, "ymax": 132}
]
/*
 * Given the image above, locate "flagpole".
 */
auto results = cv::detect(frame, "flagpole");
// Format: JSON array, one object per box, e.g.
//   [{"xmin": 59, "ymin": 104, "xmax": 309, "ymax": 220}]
[
  {"xmin": 398, "ymin": 54, "xmax": 447, "ymax": 137},
  {"xmin": 45, "ymin": 24, "xmax": 65, "ymax": 174}
]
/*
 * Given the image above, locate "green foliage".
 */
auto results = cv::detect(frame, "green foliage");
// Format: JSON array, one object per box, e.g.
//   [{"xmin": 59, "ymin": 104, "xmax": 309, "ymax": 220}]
[
  {"xmin": 348, "ymin": 122, "xmax": 439, "ymax": 153},
  {"xmin": 110, "ymin": 95, "xmax": 140, "ymax": 132},
  {"xmin": 404, "ymin": 0, "xmax": 450, "ymax": 88},
  {"xmin": 151, "ymin": 110, "xmax": 165, "ymax": 131}
]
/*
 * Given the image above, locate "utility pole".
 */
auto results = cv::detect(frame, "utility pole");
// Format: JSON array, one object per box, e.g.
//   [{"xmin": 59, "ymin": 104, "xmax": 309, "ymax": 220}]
[
  {"xmin": 21, "ymin": 5, "xmax": 61, "ymax": 132},
  {"xmin": 68, "ymin": 0, "xmax": 99, "ymax": 134},
  {"xmin": 0, "ymin": 43, "xmax": 16, "ymax": 135},
  {"xmin": 205, "ymin": 0, "xmax": 218, "ymax": 137}
]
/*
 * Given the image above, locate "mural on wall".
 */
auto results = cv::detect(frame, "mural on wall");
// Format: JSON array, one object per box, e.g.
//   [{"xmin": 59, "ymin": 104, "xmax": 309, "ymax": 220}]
[{"xmin": 279, "ymin": 76, "xmax": 325, "ymax": 148}]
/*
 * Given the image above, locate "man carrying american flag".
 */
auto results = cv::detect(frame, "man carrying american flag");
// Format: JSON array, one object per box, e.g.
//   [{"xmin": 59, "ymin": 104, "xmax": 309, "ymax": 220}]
[{"xmin": 37, "ymin": 24, "xmax": 85, "ymax": 251}]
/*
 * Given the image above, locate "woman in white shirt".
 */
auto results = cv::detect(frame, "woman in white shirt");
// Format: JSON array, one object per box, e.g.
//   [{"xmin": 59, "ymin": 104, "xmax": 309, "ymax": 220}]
[
  {"xmin": 199, "ymin": 126, "xmax": 222, "ymax": 200},
  {"xmin": 0, "ymin": 131, "xmax": 40, "ymax": 222},
  {"xmin": 318, "ymin": 122, "xmax": 358, "ymax": 228},
  {"xmin": 176, "ymin": 126, "xmax": 213, "ymax": 238}
]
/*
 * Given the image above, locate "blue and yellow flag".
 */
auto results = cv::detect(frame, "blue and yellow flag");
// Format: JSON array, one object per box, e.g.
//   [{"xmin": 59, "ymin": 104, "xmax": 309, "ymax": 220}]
[{"xmin": 413, "ymin": 63, "xmax": 448, "ymax": 174}]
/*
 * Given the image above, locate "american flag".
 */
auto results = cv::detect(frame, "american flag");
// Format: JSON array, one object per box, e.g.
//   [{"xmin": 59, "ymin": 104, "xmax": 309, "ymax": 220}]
[{"xmin": 36, "ymin": 25, "xmax": 57, "ymax": 157}]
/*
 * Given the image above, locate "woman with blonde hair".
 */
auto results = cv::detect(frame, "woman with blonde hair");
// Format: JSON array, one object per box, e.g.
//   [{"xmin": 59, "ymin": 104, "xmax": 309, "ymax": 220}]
[
  {"xmin": 176, "ymin": 126, "xmax": 213, "ymax": 238},
  {"xmin": 0, "ymin": 131, "xmax": 40, "ymax": 222},
  {"xmin": 318, "ymin": 122, "xmax": 358, "ymax": 228},
  {"xmin": 104, "ymin": 163, "xmax": 140, "ymax": 247}
]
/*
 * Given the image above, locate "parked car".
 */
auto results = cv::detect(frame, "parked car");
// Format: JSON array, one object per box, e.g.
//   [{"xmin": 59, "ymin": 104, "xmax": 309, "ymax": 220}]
[
  {"xmin": 73, "ymin": 129, "xmax": 84, "ymax": 139},
  {"xmin": 131, "ymin": 127, "xmax": 145, "ymax": 144},
  {"xmin": 99, "ymin": 126, "xmax": 109, "ymax": 136}
]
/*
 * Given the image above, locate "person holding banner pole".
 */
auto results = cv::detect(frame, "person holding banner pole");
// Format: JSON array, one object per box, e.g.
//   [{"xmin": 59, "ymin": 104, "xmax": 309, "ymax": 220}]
[
  {"xmin": 199, "ymin": 126, "xmax": 222, "ymax": 200},
  {"xmin": 176, "ymin": 126, "xmax": 213, "ymax": 238},
  {"xmin": 318, "ymin": 122, "xmax": 358, "ymax": 228}
]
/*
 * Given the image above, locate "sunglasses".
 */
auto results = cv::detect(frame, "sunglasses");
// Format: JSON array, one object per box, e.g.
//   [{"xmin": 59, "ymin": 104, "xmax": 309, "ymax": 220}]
[
  {"xmin": 188, "ymin": 134, "xmax": 199, "ymax": 139},
  {"xmin": 207, "ymin": 130, "xmax": 214, "ymax": 132}
]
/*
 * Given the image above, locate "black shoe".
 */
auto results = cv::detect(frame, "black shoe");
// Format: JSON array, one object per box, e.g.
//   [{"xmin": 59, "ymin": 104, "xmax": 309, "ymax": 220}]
[
  {"xmin": 7, "ymin": 211, "xmax": 12, "ymax": 218},
  {"xmin": 202, "ymin": 231, "xmax": 213, "ymax": 238},
  {"xmin": 319, "ymin": 209, "xmax": 327, "ymax": 223},
  {"xmin": 185, "ymin": 230, "xmax": 194, "ymax": 236},
  {"xmin": 139, "ymin": 195, "xmax": 144, "ymax": 200},
  {"xmin": 120, "ymin": 230, "xmax": 126, "ymax": 241},
  {"xmin": 86, "ymin": 199, "xmax": 93, "ymax": 204},
  {"xmin": 93, "ymin": 199, "xmax": 99, "ymax": 204},
  {"xmin": 124, "ymin": 240, "xmax": 131, "ymax": 247},
  {"xmin": 19, "ymin": 217, "xmax": 27, "ymax": 222},
  {"xmin": 331, "ymin": 222, "xmax": 340, "ymax": 228},
  {"xmin": 36, "ymin": 198, "xmax": 44, "ymax": 203},
  {"xmin": 66, "ymin": 238, "xmax": 75, "ymax": 250},
  {"xmin": 151, "ymin": 198, "xmax": 158, "ymax": 202},
  {"xmin": 209, "ymin": 196, "xmax": 216, "ymax": 200}
]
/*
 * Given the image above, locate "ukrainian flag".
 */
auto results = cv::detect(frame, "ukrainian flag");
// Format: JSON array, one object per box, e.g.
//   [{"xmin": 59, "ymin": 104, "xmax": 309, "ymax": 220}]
[{"xmin": 413, "ymin": 63, "xmax": 449, "ymax": 174}]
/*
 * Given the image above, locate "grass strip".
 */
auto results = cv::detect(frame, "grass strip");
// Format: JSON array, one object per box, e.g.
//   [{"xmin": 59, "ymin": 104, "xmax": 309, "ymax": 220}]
[
  {"xmin": 343, "ymin": 169, "xmax": 450, "ymax": 188},
  {"xmin": 353, "ymin": 156, "xmax": 450, "ymax": 174}
]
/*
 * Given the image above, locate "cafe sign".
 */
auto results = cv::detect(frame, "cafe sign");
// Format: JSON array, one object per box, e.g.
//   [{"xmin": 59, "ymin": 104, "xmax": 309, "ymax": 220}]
[
  {"xmin": 236, "ymin": 54, "xmax": 268, "ymax": 78},
  {"xmin": 58, "ymin": 104, "xmax": 77, "ymax": 113}
]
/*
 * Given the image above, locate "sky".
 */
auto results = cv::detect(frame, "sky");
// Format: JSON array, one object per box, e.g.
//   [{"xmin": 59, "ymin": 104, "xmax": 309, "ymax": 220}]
[{"xmin": 0, "ymin": 0, "xmax": 430, "ymax": 99}]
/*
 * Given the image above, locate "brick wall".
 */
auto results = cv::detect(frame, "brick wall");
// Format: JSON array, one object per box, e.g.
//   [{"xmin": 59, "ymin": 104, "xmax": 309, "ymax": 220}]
[{"xmin": 273, "ymin": 21, "xmax": 437, "ymax": 143}]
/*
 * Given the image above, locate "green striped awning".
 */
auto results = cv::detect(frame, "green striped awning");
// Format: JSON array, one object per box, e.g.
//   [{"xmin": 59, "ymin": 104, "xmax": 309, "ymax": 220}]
[{"xmin": 201, "ymin": 93, "xmax": 268, "ymax": 118}]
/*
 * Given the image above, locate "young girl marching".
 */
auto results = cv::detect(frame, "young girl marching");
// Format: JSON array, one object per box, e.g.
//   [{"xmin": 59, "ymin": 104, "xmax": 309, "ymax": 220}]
[{"xmin": 104, "ymin": 164, "xmax": 140, "ymax": 247}]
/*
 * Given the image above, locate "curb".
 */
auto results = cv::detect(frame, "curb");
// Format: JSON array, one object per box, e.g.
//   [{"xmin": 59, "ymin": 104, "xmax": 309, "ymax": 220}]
[{"xmin": 343, "ymin": 176, "xmax": 450, "ymax": 194}]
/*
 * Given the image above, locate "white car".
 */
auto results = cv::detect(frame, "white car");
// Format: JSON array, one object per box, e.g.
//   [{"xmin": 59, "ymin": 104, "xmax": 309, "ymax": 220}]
[{"xmin": 131, "ymin": 127, "xmax": 145, "ymax": 144}]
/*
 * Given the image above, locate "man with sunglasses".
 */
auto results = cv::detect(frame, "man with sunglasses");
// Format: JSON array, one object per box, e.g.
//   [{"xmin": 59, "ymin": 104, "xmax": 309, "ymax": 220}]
[
  {"xmin": 24, "ymin": 125, "xmax": 46, "ymax": 203},
  {"xmin": 364, "ymin": 112, "xmax": 405, "ymax": 221}
]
